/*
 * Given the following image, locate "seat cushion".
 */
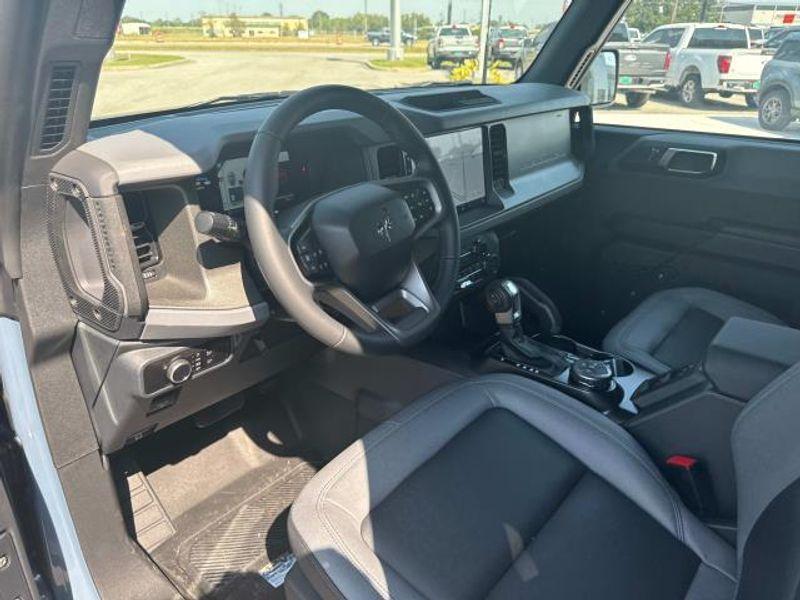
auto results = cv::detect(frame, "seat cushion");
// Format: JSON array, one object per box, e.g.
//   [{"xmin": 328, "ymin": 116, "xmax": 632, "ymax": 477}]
[
  {"xmin": 288, "ymin": 374, "xmax": 737, "ymax": 600},
  {"xmin": 603, "ymin": 288, "xmax": 783, "ymax": 375}
]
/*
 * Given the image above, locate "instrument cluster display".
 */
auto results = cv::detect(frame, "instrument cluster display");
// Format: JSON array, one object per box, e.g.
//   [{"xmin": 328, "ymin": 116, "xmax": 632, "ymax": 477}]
[{"xmin": 217, "ymin": 151, "xmax": 291, "ymax": 212}]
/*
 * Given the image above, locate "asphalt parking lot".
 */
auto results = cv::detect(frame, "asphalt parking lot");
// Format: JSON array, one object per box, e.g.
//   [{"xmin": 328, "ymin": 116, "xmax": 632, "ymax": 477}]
[
  {"xmin": 597, "ymin": 92, "xmax": 800, "ymax": 140},
  {"xmin": 94, "ymin": 49, "xmax": 800, "ymax": 141},
  {"xmin": 93, "ymin": 50, "xmax": 447, "ymax": 118}
]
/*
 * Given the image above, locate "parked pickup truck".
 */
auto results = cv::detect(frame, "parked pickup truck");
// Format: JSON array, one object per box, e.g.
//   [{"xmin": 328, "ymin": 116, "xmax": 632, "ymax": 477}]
[
  {"xmin": 757, "ymin": 33, "xmax": 800, "ymax": 131},
  {"xmin": 427, "ymin": 25, "xmax": 478, "ymax": 68},
  {"xmin": 366, "ymin": 28, "xmax": 416, "ymax": 47},
  {"xmin": 605, "ymin": 21, "xmax": 670, "ymax": 108},
  {"xmin": 653, "ymin": 23, "xmax": 770, "ymax": 107},
  {"xmin": 488, "ymin": 25, "xmax": 529, "ymax": 64}
]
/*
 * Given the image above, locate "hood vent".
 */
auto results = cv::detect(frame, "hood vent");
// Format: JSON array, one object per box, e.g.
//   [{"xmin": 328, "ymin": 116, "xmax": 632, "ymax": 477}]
[
  {"xmin": 489, "ymin": 124, "xmax": 510, "ymax": 191},
  {"xmin": 39, "ymin": 65, "xmax": 76, "ymax": 152}
]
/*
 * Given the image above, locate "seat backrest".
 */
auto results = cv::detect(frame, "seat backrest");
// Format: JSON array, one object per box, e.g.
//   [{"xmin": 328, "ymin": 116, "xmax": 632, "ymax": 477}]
[{"xmin": 733, "ymin": 362, "xmax": 800, "ymax": 600}]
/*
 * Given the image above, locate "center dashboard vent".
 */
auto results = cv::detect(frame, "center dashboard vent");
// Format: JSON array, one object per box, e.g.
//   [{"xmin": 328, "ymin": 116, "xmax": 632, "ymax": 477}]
[
  {"xmin": 489, "ymin": 124, "xmax": 510, "ymax": 192},
  {"xmin": 124, "ymin": 193, "xmax": 162, "ymax": 277},
  {"xmin": 39, "ymin": 64, "xmax": 77, "ymax": 152}
]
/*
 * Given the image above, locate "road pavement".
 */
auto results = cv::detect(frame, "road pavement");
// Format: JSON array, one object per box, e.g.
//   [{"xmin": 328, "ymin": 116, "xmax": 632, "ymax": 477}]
[{"xmin": 94, "ymin": 50, "xmax": 447, "ymax": 118}]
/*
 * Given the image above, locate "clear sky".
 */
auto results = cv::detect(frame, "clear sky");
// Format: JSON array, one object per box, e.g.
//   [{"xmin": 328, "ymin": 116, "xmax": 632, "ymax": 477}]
[{"xmin": 123, "ymin": 0, "xmax": 564, "ymax": 27}]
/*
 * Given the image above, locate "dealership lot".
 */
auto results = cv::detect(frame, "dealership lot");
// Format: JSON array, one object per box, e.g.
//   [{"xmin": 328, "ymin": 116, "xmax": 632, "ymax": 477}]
[
  {"xmin": 94, "ymin": 49, "xmax": 800, "ymax": 141},
  {"xmin": 93, "ymin": 50, "xmax": 447, "ymax": 118}
]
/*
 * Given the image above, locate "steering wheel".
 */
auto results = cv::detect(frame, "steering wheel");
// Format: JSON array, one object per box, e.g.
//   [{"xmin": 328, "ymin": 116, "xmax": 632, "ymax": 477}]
[{"xmin": 244, "ymin": 85, "xmax": 460, "ymax": 355}]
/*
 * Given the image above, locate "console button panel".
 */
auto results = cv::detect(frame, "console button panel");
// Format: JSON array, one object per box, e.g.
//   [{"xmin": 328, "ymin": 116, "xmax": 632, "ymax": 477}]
[{"xmin": 456, "ymin": 232, "xmax": 501, "ymax": 294}]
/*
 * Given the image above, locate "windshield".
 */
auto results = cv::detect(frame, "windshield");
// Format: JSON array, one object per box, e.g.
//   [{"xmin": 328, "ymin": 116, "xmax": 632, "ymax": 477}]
[
  {"xmin": 499, "ymin": 28, "xmax": 527, "ymax": 38},
  {"xmin": 608, "ymin": 23, "xmax": 629, "ymax": 43},
  {"xmin": 93, "ymin": 0, "xmax": 571, "ymax": 120},
  {"xmin": 439, "ymin": 27, "xmax": 471, "ymax": 36}
]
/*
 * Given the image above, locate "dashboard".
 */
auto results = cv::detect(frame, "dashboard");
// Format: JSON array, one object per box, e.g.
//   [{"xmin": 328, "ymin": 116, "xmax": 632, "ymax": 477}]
[
  {"xmin": 51, "ymin": 82, "xmax": 591, "ymax": 453},
  {"xmin": 200, "ymin": 126, "xmax": 490, "ymax": 220}
]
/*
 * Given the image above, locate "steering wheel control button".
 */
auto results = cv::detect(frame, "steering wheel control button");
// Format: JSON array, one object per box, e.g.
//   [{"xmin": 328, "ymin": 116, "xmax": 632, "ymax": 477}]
[
  {"xmin": 294, "ymin": 231, "xmax": 330, "ymax": 279},
  {"xmin": 404, "ymin": 187, "xmax": 436, "ymax": 226},
  {"xmin": 166, "ymin": 358, "xmax": 192, "ymax": 385},
  {"xmin": 569, "ymin": 359, "xmax": 615, "ymax": 391}
]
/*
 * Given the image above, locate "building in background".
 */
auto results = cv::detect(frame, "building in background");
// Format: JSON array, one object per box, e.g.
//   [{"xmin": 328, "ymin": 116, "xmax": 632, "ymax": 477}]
[
  {"xmin": 721, "ymin": 1, "xmax": 800, "ymax": 26},
  {"xmin": 201, "ymin": 15, "xmax": 309, "ymax": 38},
  {"xmin": 119, "ymin": 21, "xmax": 152, "ymax": 35}
]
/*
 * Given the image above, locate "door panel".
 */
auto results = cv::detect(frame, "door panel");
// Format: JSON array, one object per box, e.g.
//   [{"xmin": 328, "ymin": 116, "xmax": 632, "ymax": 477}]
[{"xmin": 581, "ymin": 126, "xmax": 800, "ymax": 343}]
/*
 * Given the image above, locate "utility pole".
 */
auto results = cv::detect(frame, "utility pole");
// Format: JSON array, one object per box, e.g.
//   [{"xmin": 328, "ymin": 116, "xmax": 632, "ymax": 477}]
[
  {"xmin": 447, "ymin": 0, "xmax": 453, "ymax": 24},
  {"xmin": 670, "ymin": 0, "xmax": 679, "ymax": 23},
  {"xmin": 388, "ymin": 0, "xmax": 403, "ymax": 60},
  {"xmin": 364, "ymin": 0, "xmax": 368, "ymax": 36},
  {"xmin": 699, "ymin": 0, "xmax": 709, "ymax": 22},
  {"xmin": 477, "ymin": 0, "xmax": 492, "ymax": 84}
]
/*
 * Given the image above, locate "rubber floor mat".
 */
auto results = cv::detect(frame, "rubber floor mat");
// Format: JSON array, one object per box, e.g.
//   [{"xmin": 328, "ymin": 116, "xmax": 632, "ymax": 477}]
[{"xmin": 156, "ymin": 460, "xmax": 317, "ymax": 599}]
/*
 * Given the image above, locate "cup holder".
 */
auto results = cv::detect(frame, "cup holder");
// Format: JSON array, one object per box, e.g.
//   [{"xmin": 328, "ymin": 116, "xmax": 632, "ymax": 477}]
[
  {"xmin": 539, "ymin": 335, "xmax": 578, "ymax": 354},
  {"xmin": 612, "ymin": 358, "xmax": 635, "ymax": 377}
]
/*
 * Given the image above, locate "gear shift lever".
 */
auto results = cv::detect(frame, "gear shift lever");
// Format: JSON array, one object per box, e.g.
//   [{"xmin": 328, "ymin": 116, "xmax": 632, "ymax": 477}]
[
  {"xmin": 484, "ymin": 279, "xmax": 524, "ymax": 341},
  {"xmin": 485, "ymin": 279, "xmax": 568, "ymax": 373}
]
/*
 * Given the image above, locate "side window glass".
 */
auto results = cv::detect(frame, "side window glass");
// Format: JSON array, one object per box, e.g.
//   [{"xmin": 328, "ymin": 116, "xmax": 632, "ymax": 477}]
[{"xmin": 594, "ymin": 0, "xmax": 795, "ymax": 139}]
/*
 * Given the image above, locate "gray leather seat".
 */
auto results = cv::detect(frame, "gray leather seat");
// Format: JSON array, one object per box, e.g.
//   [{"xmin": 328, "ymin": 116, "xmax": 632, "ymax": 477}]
[
  {"xmin": 603, "ymin": 287, "xmax": 783, "ymax": 375},
  {"xmin": 288, "ymin": 374, "xmax": 744, "ymax": 599}
]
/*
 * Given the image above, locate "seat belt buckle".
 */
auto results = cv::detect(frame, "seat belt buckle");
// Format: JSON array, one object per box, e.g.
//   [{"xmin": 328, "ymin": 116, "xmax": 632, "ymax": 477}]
[{"xmin": 665, "ymin": 455, "xmax": 717, "ymax": 517}]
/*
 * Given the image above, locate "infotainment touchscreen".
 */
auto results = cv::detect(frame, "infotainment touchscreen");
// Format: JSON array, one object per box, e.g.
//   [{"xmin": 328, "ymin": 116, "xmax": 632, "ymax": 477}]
[{"xmin": 426, "ymin": 128, "xmax": 485, "ymax": 207}]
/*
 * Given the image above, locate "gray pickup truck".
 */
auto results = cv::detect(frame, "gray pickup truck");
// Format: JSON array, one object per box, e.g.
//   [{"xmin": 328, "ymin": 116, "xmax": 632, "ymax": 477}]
[
  {"xmin": 366, "ymin": 28, "xmax": 416, "ymax": 47},
  {"xmin": 606, "ymin": 22, "xmax": 670, "ymax": 108},
  {"xmin": 758, "ymin": 33, "xmax": 800, "ymax": 130}
]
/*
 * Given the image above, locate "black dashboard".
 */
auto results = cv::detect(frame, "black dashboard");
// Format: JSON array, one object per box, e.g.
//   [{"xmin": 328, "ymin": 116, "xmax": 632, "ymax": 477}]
[{"xmin": 50, "ymin": 82, "xmax": 592, "ymax": 452}]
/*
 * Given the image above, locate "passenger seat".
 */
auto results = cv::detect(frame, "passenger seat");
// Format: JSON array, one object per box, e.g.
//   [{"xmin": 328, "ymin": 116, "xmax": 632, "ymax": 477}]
[{"xmin": 603, "ymin": 287, "xmax": 784, "ymax": 374}]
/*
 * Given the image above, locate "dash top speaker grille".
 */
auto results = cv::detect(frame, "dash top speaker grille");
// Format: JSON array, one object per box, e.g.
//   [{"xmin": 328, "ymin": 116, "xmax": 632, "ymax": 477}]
[{"xmin": 47, "ymin": 175, "xmax": 148, "ymax": 338}]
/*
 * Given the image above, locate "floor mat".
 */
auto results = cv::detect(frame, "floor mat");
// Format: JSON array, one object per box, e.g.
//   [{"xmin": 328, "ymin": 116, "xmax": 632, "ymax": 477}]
[{"xmin": 152, "ymin": 459, "xmax": 317, "ymax": 599}]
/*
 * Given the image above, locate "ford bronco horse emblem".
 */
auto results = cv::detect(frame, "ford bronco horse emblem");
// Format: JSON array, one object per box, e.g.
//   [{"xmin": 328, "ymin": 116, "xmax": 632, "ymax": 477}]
[{"xmin": 376, "ymin": 209, "xmax": 394, "ymax": 243}]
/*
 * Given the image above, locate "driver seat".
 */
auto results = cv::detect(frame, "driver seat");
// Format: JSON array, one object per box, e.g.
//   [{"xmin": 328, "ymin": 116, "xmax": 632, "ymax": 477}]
[{"xmin": 287, "ymin": 369, "xmax": 800, "ymax": 599}]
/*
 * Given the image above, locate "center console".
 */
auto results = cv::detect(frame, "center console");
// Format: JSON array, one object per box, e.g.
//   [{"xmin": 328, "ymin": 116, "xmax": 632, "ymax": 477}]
[{"xmin": 477, "ymin": 279, "xmax": 650, "ymax": 416}]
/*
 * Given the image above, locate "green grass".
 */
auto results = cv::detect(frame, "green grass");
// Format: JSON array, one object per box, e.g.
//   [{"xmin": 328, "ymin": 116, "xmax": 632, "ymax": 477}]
[
  {"xmin": 112, "ymin": 40, "xmax": 425, "ymax": 55},
  {"xmin": 103, "ymin": 52, "xmax": 185, "ymax": 69},
  {"xmin": 368, "ymin": 56, "xmax": 429, "ymax": 70}
]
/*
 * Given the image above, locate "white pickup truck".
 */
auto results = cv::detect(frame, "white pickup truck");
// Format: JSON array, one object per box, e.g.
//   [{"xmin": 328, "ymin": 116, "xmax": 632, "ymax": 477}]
[
  {"xmin": 426, "ymin": 25, "xmax": 478, "ymax": 68},
  {"xmin": 646, "ymin": 23, "xmax": 770, "ymax": 107}
]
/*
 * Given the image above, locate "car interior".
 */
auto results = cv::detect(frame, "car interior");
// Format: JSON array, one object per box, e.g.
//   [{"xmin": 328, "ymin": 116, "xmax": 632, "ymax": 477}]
[{"xmin": 2, "ymin": 1, "xmax": 800, "ymax": 599}]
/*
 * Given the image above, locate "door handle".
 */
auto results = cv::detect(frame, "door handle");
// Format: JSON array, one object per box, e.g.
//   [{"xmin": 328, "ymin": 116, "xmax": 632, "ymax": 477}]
[{"xmin": 658, "ymin": 148, "xmax": 719, "ymax": 176}]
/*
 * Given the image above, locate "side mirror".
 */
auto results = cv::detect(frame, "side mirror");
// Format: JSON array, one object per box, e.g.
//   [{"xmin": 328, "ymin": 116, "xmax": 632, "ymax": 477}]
[{"xmin": 580, "ymin": 49, "xmax": 619, "ymax": 107}]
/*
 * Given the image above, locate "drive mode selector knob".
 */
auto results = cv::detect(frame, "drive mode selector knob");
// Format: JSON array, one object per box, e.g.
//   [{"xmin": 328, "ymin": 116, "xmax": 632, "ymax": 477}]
[
  {"xmin": 166, "ymin": 358, "xmax": 192, "ymax": 385},
  {"xmin": 569, "ymin": 359, "xmax": 614, "ymax": 391}
]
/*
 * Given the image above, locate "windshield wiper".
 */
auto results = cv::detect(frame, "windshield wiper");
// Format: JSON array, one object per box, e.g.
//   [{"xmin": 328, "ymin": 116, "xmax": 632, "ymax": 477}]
[{"xmin": 184, "ymin": 91, "xmax": 293, "ymax": 109}]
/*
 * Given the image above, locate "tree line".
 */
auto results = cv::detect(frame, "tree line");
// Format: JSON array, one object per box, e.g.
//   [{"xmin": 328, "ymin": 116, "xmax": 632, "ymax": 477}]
[{"xmin": 624, "ymin": 0, "xmax": 726, "ymax": 35}]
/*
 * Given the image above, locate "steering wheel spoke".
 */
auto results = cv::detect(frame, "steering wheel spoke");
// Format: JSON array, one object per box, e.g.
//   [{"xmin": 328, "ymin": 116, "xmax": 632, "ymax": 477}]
[{"xmin": 313, "ymin": 261, "xmax": 439, "ymax": 347}]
